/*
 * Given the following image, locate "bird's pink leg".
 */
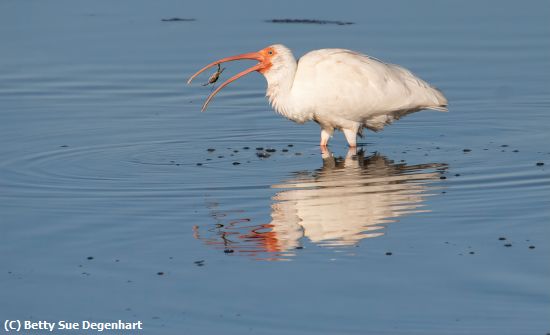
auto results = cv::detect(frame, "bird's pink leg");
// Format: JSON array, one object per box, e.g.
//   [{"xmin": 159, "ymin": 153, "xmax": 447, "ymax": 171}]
[
  {"xmin": 320, "ymin": 129, "xmax": 333, "ymax": 148},
  {"xmin": 343, "ymin": 128, "xmax": 357, "ymax": 148}
]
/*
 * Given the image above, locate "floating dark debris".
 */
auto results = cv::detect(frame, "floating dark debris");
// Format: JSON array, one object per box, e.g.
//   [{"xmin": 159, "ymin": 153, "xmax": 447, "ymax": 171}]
[
  {"xmin": 255, "ymin": 147, "xmax": 264, "ymax": 151},
  {"xmin": 528, "ymin": 245, "xmax": 535, "ymax": 249},
  {"xmin": 439, "ymin": 176, "xmax": 447, "ymax": 180},
  {"xmin": 266, "ymin": 148, "xmax": 276, "ymax": 153},
  {"xmin": 282, "ymin": 149, "xmax": 289, "ymax": 152},
  {"xmin": 504, "ymin": 243, "xmax": 512, "ymax": 247},
  {"xmin": 256, "ymin": 152, "xmax": 271, "ymax": 158},
  {"xmin": 232, "ymin": 162, "xmax": 241, "ymax": 165},
  {"xmin": 243, "ymin": 147, "xmax": 250, "ymax": 150},
  {"xmin": 196, "ymin": 163, "xmax": 203, "ymax": 166},
  {"xmin": 536, "ymin": 162, "xmax": 544, "ymax": 166},
  {"xmin": 224, "ymin": 249, "xmax": 234, "ymax": 254},
  {"xmin": 161, "ymin": 17, "xmax": 196, "ymax": 22},
  {"xmin": 194, "ymin": 260, "xmax": 205, "ymax": 266},
  {"xmin": 157, "ymin": 271, "xmax": 164, "ymax": 275},
  {"xmin": 498, "ymin": 237, "xmax": 506, "ymax": 241},
  {"xmin": 207, "ymin": 148, "xmax": 215, "ymax": 152},
  {"xmin": 87, "ymin": 256, "xmax": 94, "ymax": 260},
  {"xmin": 463, "ymin": 149, "xmax": 471, "ymax": 152},
  {"xmin": 385, "ymin": 252, "xmax": 393, "ymax": 256},
  {"xmin": 267, "ymin": 19, "xmax": 354, "ymax": 25}
]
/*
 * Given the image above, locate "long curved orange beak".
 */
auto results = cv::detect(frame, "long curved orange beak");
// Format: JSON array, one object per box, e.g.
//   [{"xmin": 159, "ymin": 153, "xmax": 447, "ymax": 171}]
[{"xmin": 187, "ymin": 51, "xmax": 270, "ymax": 112}]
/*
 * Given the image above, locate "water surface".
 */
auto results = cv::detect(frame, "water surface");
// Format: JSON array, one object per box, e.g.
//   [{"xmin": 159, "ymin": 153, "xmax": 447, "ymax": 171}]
[{"xmin": 1, "ymin": 0, "xmax": 549, "ymax": 334}]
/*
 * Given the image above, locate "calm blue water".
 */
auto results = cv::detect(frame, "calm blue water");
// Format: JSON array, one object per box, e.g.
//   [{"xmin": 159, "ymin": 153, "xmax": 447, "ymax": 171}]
[{"xmin": 1, "ymin": 0, "xmax": 549, "ymax": 334}]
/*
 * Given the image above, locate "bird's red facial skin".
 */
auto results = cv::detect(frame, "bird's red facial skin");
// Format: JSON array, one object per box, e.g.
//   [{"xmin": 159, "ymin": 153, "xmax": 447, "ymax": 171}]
[{"xmin": 257, "ymin": 47, "xmax": 276, "ymax": 74}]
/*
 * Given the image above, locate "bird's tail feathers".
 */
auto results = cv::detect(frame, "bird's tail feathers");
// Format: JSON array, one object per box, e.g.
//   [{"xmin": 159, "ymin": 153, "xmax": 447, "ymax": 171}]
[
  {"xmin": 427, "ymin": 105, "xmax": 448, "ymax": 112},
  {"xmin": 429, "ymin": 86, "xmax": 448, "ymax": 111}
]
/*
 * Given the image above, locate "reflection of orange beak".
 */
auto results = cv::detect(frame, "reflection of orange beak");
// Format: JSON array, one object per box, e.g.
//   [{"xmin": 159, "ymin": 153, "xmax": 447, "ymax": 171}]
[{"xmin": 187, "ymin": 51, "xmax": 269, "ymax": 112}]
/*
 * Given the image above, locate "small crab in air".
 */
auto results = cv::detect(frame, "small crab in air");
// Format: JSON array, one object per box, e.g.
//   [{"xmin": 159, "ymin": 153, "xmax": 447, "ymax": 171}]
[{"xmin": 202, "ymin": 64, "xmax": 225, "ymax": 86}]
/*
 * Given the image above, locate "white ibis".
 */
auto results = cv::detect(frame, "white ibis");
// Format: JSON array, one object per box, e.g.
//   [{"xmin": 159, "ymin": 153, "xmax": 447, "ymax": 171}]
[{"xmin": 188, "ymin": 44, "xmax": 447, "ymax": 148}]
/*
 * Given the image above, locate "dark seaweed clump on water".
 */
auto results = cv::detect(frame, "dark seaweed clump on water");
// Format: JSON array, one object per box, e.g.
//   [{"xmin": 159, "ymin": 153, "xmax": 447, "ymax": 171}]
[
  {"xmin": 161, "ymin": 18, "xmax": 196, "ymax": 22},
  {"xmin": 256, "ymin": 151, "xmax": 271, "ymax": 159},
  {"xmin": 266, "ymin": 19, "xmax": 354, "ymax": 25}
]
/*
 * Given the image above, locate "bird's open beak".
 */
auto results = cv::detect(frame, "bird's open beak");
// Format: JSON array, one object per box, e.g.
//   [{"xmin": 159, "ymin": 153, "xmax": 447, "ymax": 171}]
[{"xmin": 187, "ymin": 51, "xmax": 268, "ymax": 112}]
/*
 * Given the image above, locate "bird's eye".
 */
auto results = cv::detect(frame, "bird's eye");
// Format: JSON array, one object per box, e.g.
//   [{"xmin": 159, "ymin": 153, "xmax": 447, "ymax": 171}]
[{"xmin": 268, "ymin": 50, "xmax": 273, "ymax": 55}]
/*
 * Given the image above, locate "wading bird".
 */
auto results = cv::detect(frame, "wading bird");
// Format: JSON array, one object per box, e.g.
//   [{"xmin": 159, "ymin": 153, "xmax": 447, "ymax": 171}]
[{"xmin": 188, "ymin": 44, "xmax": 447, "ymax": 148}]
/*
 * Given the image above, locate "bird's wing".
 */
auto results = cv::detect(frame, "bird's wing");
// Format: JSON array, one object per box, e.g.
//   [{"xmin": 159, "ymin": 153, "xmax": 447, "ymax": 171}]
[{"xmin": 293, "ymin": 49, "xmax": 447, "ymax": 125}]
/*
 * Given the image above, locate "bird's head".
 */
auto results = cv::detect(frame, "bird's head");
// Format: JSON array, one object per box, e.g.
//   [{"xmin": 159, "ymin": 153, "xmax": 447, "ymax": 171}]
[{"xmin": 188, "ymin": 44, "xmax": 293, "ymax": 112}]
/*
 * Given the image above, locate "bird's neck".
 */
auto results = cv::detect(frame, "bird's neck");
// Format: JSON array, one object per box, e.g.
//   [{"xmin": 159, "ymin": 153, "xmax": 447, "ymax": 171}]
[{"xmin": 263, "ymin": 59, "xmax": 309, "ymax": 123}]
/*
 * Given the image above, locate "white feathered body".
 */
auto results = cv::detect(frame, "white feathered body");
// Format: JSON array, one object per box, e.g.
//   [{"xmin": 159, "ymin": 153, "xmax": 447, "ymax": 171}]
[{"xmin": 264, "ymin": 45, "xmax": 447, "ymax": 133}]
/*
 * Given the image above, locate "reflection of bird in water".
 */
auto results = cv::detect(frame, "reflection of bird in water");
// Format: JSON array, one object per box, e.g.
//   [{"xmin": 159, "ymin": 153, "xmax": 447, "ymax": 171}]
[{"xmin": 195, "ymin": 149, "xmax": 447, "ymax": 259}]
